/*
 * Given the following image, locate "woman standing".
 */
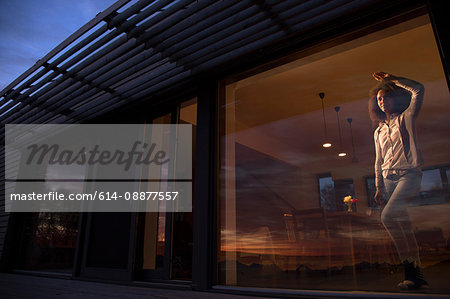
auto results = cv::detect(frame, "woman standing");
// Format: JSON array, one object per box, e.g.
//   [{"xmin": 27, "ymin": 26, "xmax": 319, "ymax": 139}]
[{"xmin": 369, "ymin": 72, "xmax": 428, "ymax": 290}]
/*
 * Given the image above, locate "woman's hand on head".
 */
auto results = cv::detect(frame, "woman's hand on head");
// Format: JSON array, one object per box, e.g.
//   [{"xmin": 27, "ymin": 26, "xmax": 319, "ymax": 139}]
[{"xmin": 373, "ymin": 72, "xmax": 397, "ymax": 82}]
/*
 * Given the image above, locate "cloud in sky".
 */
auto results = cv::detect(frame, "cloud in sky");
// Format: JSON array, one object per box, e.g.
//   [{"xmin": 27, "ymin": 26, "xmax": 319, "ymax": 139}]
[{"xmin": 0, "ymin": 0, "xmax": 118, "ymax": 91}]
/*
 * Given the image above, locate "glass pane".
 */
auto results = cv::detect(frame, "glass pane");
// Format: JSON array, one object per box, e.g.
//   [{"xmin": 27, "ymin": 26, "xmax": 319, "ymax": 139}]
[
  {"xmin": 218, "ymin": 15, "xmax": 450, "ymax": 294},
  {"xmin": 319, "ymin": 176, "xmax": 335, "ymax": 210},
  {"xmin": 142, "ymin": 212, "xmax": 161, "ymax": 270},
  {"xmin": 319, "ymin": 176, "xmax": 355, "ymax": 212},
  {"xmin": 421, "ymin": 169, "xmax": 443, "ymax": 192},
  {"xmin": 140, "ymin": 98, "xmax": 197, "ymax": 277},
  {"xmin": 414, "ymin": 168, "xmax": 445, "ymax": 205},
  {"xmin": 171, "ymin": 98, "xmax": 197, "ymax": 279},
  {"xmin": 141, "ymin": 113, "xmax": 172, "ymax": 270},
  {"xmin": 365, "ymin": 177, "xmax": 378, "ymax": 208},
  {"xmin": 15, "ymin": 212, "xmax": 79, "ymax": 273},
  {"xmin": 180, "ymin": 98, "xmax": 197, "ymax": 126},
  {"xmin": 14, "ymin": 160, "xmax": 82, "ymax": 273},
  {"xmin": 86, "ymin": 213, "xmax": 131, "ymax": 269}
]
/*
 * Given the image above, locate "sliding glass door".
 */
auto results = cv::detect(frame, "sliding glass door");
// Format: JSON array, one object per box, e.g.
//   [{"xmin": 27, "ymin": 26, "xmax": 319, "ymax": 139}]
[{"xmin": 136, "ymin": 99, "xmax": 197, "ymax": 281}]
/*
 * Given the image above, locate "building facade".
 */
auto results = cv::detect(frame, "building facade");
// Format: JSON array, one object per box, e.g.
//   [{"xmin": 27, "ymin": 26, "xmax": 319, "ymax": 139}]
[{"xmin": 1, "ymin": 0, "xmax": 450, "ymax": 297}]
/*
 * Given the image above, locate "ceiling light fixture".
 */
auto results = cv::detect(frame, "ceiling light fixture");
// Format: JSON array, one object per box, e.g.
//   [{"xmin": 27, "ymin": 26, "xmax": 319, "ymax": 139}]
[
  {"xmin": 319, "ymin": 92, "xmax": 332, "ymax": 148},
  {"xmin": 334, "ymin": 106, "xmax": 346, "ymax": 157}
]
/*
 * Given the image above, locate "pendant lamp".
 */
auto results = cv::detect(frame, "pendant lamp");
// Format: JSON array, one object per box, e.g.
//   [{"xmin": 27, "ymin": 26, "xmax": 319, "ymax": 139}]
[
  {"xmin": 319, "ymin": 92, "xmax": 332, "ymax": 148},
  {"xmin": 334, "ymin": 106, "xmax": 346, "ymax": 157}
]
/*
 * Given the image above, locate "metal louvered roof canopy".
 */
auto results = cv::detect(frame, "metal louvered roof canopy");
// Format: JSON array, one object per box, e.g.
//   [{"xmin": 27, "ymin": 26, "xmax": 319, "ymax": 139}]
[{"xmin": 0, "ymin": 0, "xmax": 380, "ymax": 125}]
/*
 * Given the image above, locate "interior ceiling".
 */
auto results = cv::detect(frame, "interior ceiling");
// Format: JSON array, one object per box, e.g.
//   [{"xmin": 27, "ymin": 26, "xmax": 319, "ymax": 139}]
[
  {"xmin": 230, "ymin": 17, "xmax": 450, "ymax": 175},
  {"xmin": 234, "ymin": 17, "xmax": 443, "ymax": 129}
]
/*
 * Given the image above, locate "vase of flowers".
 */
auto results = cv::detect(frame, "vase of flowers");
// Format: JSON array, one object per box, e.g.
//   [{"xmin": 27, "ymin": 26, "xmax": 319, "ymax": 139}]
[{"xmin": 344, "ymin": 195, "xmax": 358, "ymax": 212}]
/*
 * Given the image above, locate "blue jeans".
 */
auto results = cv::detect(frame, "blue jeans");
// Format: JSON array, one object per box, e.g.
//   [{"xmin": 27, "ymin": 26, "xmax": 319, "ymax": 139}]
[{"xmin": 380, "ymin": 169, "xmax": 422, "ymax": 263}]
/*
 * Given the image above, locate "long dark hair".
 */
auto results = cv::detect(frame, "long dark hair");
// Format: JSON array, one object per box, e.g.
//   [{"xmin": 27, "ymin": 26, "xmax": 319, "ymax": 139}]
[{"xmin": 368, "ymin": 81, "xmax": 411, "ymax": 129}]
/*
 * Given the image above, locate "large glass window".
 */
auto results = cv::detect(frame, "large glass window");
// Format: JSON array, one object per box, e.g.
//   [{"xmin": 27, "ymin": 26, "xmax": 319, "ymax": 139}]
[
  {"xmin": 13, "ymin": 163, "xmax": 83, "ymax": 273},
  {"xmin": 218, "ymin": 15, "xmax": 450, "ymax": 293}
]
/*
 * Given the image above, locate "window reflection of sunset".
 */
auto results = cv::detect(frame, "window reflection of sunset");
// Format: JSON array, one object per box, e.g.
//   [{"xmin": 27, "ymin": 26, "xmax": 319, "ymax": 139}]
[{"xmin": 219, "ymin": 14, "xmax": 450, "ymax": 292}]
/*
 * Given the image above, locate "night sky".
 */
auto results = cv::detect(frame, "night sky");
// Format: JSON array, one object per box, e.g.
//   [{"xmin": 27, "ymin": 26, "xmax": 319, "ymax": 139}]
[{"xmin": 0, "ymin": 0, "xmax": 117, "ymax": 91}]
